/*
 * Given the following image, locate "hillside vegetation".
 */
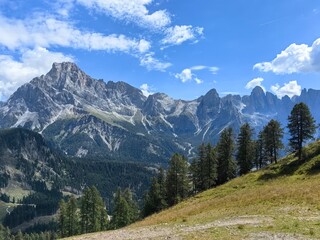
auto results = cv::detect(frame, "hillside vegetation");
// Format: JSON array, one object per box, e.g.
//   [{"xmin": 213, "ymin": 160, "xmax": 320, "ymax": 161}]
[{"xmin": 68, "ymin": 141, "xmax": 320, "ymax": 239}]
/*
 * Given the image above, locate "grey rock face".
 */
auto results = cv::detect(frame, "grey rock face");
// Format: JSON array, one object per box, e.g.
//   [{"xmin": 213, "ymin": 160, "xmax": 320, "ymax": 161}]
[{"xmin": 0, "ymin": 62, "xmax": 319, "ymax": 163}]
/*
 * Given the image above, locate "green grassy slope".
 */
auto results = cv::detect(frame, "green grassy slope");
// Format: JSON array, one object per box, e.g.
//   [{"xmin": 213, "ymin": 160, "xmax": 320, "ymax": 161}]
[{"xmin": 68, "ymin": 141, "xmax": 320, "ymax": 239}]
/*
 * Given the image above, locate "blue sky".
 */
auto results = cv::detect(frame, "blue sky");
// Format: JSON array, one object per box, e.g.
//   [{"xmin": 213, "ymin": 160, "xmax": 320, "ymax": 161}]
[{"xmin": 0, "ymin": 0, "xmax": 320, "ymax": 100}]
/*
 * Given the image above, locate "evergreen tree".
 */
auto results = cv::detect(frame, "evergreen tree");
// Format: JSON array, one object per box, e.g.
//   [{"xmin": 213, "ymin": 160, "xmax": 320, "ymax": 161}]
[
  {"xmin": 143, "ymin": 169, "xmax": 168, "ymax": 217},
  {"xmin": 66, "ymin": 196, "xmax": 79, "ymax": 236},
  {"xmin": 204, "ymin": 144, "xmax": 218, "ymax": 189},
  {"xmin": 110, "ymin": 188, "xmax": 133, "ymax": 229},
  {"xmin": 58, "ymin": 199, "xmax": 67, "ymax": 238},
  {"xmin": 263, "ymin": 119, "xmax": 284, "ymax": 164},
  {"xmin": 100, "ymin": 206, "xmax": 109, "ymax": 231},
  {"xmin": 56, "ymin": 186, "xmax": 108, "ymax": 235},
  {"xmin": 80, "ymin": 189, "xmax": 90, "ymax": 234},
  {"xmin": 157, "ymin": 168, "xmax": 167, "ymax": 210},
  {"xmin": 88, "ymin": 186, "xmax": 103, "ymax": 232},
  {"xmin": 191, "ymin": 144, "xmax": 218, "ymax": 192},
  {"xmin": 166, "ymin": 153, "xmax": 190, "ymax": 206},
  {"xmin": 79, "ymin": 186, "xmax": 108, "ymax": 233},
  {"xmin": 287, "ymin": 102, "xmax": 316, "ymax": 161},
  {"xmin": 191, "ymin": 144, "xmax": 206, "ymax": 192},
  {"xmin": 236, "ymin": 123, "xmax": 255, "ymax": 175},
  {"xmin": 254, "ymin": 131, "xmax": 267, "ymax": 169},
  {"xmin": 217, "ymin": 128, "xmax": 236, "ymax": 185},
  {"xmin": 15, "ymin": 230, "xmax": 23, "ymax": 240}
]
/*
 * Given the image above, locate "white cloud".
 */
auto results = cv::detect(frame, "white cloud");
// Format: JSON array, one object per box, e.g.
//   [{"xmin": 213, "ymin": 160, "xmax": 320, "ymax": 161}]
[
  {"xmin": 0, "ymin": 47, "xmax": 74, "ymax": 100},
  {"xmin": 194, "ymin": 78, "xmax": 203, "ymax": 84},
  {"xmin": 54, "ymin": 0, "xmax": 75, "ymax": 18},
  {"xmin": 175, "ymin": 65, "xmax": 218, "ymax": 84},
  {"xmin": 190, "ymin": 65, "xmax": 206, "ymax": 71},
  {"xmin": 0, "ymin": 14, "xmax": 150, "ymax": 54},
  {"xmin": 76, "ymin": 1, "xmax": 204, "ymax": 46},
  {"xmin": 175, "ymin": 68, "xmax": 193, "ymax": 83},
  {"xmin": 270, "ymin": 80, "xmax": 302, "ymax": 98},
  {"xmin": 245, "ymin": 77, "xmax": 266, "ymax": 92},
  {"xmin": 209, "ymin": 66, "xmax": 219, "ymax": 74},
  {"xmin": 161, "ymin": 25, "xmax": 204, "ymax": 46},
  {"xmin": 190, "ymin": 65, "xmax": 219, "ymax": 74},
  {"xmin": 76, "ymin": 0, "xmax": 171, "ymax": 30},
  {"xmin": 254, "ymin": 38, "xmax": 320, "ymax": 74},
  {"xmin": 140, "ymin": 83, "xmax": 154, "ymax": 97},
  {"xmin": 140, "ymin": 53, "xmax": 172, "ymax": 71}
]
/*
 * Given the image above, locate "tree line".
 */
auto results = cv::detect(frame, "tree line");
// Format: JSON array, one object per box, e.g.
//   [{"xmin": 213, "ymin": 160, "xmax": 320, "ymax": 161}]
[
  {"xmin": 58, "ymin": 186, "xmax": 139, "ymax": 238},
  {"xmin": 143, "ymin": 102, "xmax": 317, "ymax": 217},
  {"xmin": 0, "ymin": 224, "xmax": 57, "ymax": 240}
]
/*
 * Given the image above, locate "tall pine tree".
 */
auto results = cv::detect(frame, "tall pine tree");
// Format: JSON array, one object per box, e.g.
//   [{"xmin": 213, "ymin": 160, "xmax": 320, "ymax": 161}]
[
  {"xmin": 110, "ymin": 188, "xmax": 138, "ymax": 229},
  {"xmin": 263, "ymin": 119, "xmax": 284, "ymax": 164},
  {"xmin": 191, "ymin": 144, "xmax": 218, "ymax": 192},
  {"xmin": 143, "ymin": 168, "xmax": 167, "ymax": 217},
  {"xmin": 58, "ymin": 199, "xmax": 67, "ymax": 238},
  {"xmin": 66, "ymin": 196, "xmax": 79, "ymax": 236},
  {"xmin": 217, "ymin": 128, "xmax": 236, "ymax": 185},
  {"xmin": 254, "ymin": 131, "xmax": 267, "ymax": 169},
  {"xmin": 166, "ymin": 153, "xmax": 190, "ymax": 206},
  {"xmin": 80, "ymin": 187, "xmax": 109, "ymax": 234},
  {"xmin": 287, "ymin": 103, "xmax": 316, "ymax": 161},
  {"xmin": 236, "ymin": 123, "xmax": 255, "ymax": 175}
]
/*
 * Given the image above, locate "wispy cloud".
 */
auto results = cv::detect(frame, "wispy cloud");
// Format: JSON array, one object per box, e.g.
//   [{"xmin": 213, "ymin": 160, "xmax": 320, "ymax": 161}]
[
  {"xmin": 254, "ymin": 38, "xmax": 320, "ymax": 74},
  {"xmin": 175, "ymin": 65, "xmax": 218, "ymax": 84},
  {"xmin": 140, "ymin": 52, "xmax": 172, "ymax": 72},
  {"xmin": 76, "ymin": 0, "xmax": 171, "ymax": 30},
  {"xmin": 161, "ymin": 25, "xmax": 204, "ymax": 46}
]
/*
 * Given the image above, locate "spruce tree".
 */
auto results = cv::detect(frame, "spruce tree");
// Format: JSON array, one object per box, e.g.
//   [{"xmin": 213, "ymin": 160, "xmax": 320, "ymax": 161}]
[
  {"xmin": 287, "ymin": 102, "xmax": 316, "ymax": 161},
  {"xmin": 80, "ymin": 187, "xmax": 108, "ymax": 234},
  {"xmin": 143, "ymin": 176, "xmax": 165, "ymax": 217},
  {"xmin": 122, "ymin": 188, "xmax": 139, "ymax": 224},
  {"xmin": 166, "ymin": 153, "xmax": 190, "ymax": 206},
  {"xmin": 157, "ymin": 168, "xmax": 167, "ymax": 210},
  {"xmin": 110, "ymin": 188, "xmax": 138, "ymax": 229},
  {"xmin": 204, "ymin": 144, "xmax": 218, "ymax": 189},
  {"xmin": 191, "ymin": 144, "xmax": 206, "ymax": 192},
  {"xmin": 88, "ymin": 186, "xmax": 104, "ymax": 232},
  {"xmin": 58, "ymin": 199, "xmax": 67, "ymax": 238},
  {"xmin": 263, "ymin": 119, "xmax": 284, "ymax": 164},
  {"xmin": 110, "ymin": 188, "xmax": 130, "ymax": 229},
  {"xmin": 217, "ymin": 128, "xmax": 236, "ymax": 185},
  {"xmin": 236, "ymin": 123, "xmax": 254, "ymax": 175},
  {"xmin": 66, "ymin": 196, "xmax": 79, "ymax": 236},
  {"xmin": 143, "ymin": 167, "xmax": 168, "ymax": 217},
  {"xmin": 191, "ymin": 144, "xmax": 218, "ymax": 192},
  {"xmin": 254, "ymin": 131, "xmax": 267, "ymax": 169},
  {"xmin": 80, "ymin": 188, "xmax": 90, "ymax": 234}
]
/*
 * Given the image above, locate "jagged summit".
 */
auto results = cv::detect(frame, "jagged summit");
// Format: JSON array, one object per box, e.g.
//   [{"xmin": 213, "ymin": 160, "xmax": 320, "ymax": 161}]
[{"xmin": 0, "ymin": 62, "xmax": 319, "ymax": 163}]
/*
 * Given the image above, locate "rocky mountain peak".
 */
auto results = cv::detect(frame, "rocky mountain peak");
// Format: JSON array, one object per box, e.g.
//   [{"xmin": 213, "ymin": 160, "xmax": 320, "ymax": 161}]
[
  {"xmin": 0, "ymin": 62, "xmax": 320, "ymax": 163},
  {"xmin": 42, "ymin": 62, "xmax": 94, "ymax": 91},
  {"xmin": 251, "ymin": 86, "xmax": 265, "ymax": 97}
]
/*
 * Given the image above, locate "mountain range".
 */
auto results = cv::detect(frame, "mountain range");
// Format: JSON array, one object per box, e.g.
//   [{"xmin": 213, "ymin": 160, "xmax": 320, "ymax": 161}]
[{"xmin": 0, "ymin": 62, "xmax": 319, "ymax": 163}]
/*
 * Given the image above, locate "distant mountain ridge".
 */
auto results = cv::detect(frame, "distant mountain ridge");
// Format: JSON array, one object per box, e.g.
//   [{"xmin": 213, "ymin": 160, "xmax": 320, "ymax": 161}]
[{"xmin": 0, "ymin": 62, "xmax": 319, "ymax": 163}]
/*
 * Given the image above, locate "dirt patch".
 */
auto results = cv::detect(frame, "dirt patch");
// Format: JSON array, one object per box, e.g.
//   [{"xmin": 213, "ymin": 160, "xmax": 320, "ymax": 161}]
[
  {"xmin": 248, "ymin": 232, "xmax": 311, "ymax": 240},
  {"xmin": 69, "ymin": 215, "xmax": 274, "ymax": 240}
]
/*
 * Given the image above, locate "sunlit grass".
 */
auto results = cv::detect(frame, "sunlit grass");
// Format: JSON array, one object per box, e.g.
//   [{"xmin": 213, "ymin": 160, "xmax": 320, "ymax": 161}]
[{"xmin": 130, "ymin": 141, "xmax": 320, "ymax": 238}]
